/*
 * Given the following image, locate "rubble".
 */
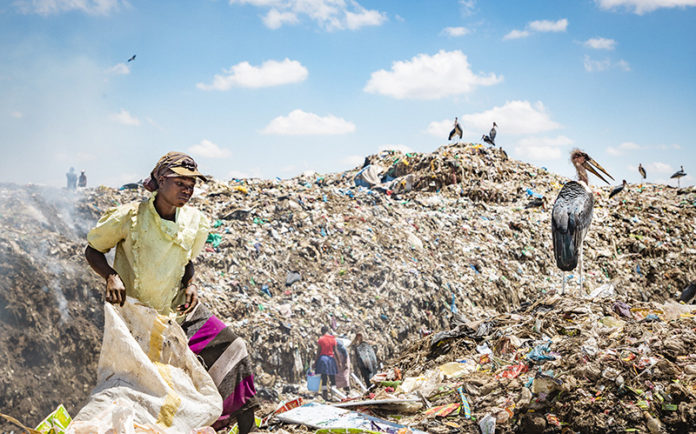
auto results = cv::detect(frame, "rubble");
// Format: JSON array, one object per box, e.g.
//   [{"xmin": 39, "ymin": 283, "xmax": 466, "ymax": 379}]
[{"xmin": 0, "ymin": 141, "xmax": 695, "ymax": 432}]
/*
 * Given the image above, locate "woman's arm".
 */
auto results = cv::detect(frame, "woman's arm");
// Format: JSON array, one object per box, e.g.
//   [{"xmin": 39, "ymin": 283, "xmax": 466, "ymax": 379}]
[
  {"xmin": 178, "ymin": 261, "xmax": 198, "ymax": 314},
  {"xmin": 85, "ymin": 245, "xmax": 126, "ymax": 306}
]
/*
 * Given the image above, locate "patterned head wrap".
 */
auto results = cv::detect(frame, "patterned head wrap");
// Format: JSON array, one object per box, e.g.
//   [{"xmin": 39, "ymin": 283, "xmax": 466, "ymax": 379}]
[{"xmin": 143, "ymin": 152, "xmax": 206, "ymax": 192}]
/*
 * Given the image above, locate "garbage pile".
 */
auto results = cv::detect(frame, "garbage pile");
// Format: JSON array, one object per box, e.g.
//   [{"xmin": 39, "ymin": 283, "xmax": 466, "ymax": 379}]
[
  {"xmin": 0, "ymin": 141, "xmax": 695, "ymax": 431},
  {"xmin": 377, "ymin": 293, "xmax": 696, "ymax": 433}
]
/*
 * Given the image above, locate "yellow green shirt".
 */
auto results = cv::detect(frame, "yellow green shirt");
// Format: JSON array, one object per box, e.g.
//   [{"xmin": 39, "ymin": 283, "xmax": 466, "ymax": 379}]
[{"xmin": 87, "ymin": 193, "xmax": 209, "ymax": 314}]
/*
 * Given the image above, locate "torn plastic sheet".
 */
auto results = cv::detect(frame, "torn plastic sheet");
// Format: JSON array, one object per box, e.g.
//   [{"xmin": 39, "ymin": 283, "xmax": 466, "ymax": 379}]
[{"xmin": 275, "ymin": 402, "xmax": 427, "ymax": 433}]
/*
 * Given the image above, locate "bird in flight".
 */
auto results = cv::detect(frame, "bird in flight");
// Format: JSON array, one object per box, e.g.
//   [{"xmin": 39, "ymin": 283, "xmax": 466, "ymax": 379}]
[{"xmin": 128, "ymin": 55, "xmax": 136, "ymax": 62}]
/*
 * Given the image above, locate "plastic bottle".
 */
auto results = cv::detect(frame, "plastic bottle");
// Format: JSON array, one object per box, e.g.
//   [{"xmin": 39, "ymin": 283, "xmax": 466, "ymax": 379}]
[{"xmin": 644, "ymin": 412, "xmax": 662, "ymax": 434}]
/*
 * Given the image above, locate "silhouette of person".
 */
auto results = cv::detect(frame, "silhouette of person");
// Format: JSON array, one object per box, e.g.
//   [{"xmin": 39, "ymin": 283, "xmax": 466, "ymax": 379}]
[
  {"xmin": 78, "ymin": 170, "xmax": 87, "ymax": 188},
  {"xmin": 66, "ymin": 167, "xmax": 77, "ymax": 190}
]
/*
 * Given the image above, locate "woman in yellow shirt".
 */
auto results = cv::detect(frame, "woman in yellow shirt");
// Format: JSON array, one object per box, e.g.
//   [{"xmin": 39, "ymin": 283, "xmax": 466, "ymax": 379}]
[{"xmin": 85, "ymin": 152, "xmax": 258, "ymax": 433}]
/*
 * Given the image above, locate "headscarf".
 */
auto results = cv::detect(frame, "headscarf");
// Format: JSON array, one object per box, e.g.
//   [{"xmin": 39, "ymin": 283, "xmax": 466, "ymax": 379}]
[{"xmin": 143, "ymin": 152, "xmax": 206, "ymax": 192}]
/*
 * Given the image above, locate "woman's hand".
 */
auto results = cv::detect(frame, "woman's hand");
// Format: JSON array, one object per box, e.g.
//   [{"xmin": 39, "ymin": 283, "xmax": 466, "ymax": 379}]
[
  {"xmin": 178, "ymin": 283, "xmax": 199, "ymax": 314},
  {"xmin": 105, "ymin": 273, "xmax": 127, "ymax": 306}
]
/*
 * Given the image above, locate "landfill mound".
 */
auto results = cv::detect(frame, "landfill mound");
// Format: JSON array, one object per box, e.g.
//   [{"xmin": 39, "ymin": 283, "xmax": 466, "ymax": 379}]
[
  {"xmin": 0, "ymin": 142, "xmax": 694, "ymax": 431},
  {"xmin": 385, "ymin": 294, "xmax": 696, "ymax": 433}
]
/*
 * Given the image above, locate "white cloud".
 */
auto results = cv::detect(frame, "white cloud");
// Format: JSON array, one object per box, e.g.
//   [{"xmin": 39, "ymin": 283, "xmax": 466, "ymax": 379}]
[
  {"xmin": 428, "ymin": 101, "xmax": 560, "ymax": 140},
  {"xmin": 378, "ymin": 144, "xmax": 414, "ymax": 154},
  {"xmin": 10, "ymin": 111, "xmax": 23, "ymax": 119},
  {"xmin": 610, "ymin": 142, "xmax": 682, "ymax": 156},
  {"xmin": 513, "ymin": 135, "xmax": 573, "ymax": 160},
  {"xmin": 364, "ymin": 50, "xmax": 502, "ymax": 100},
  {"xmin": 584, "ymin": 37, "xmax": 617, "ymax": 50},
  {"xmin": 197, "ymin": 58, "xmax": 308, "ymax": 90},
  {"xmin": 616, "ymin": 59, "xmax": 631, "ymax": 71},
  {"xmin": 584, "ymin": 55, "xmax": 630, "ymax": 72},
  {"xmin": 263, "ymin": 9, "xmax": 299, "ymax": 28},
  {"xmin": 110, "ymin": 109, "xmax": 140, "ymax": 126},
  {"xmin": 343, "ymin": 155, "xmax": 364, "ymax": 167},
  {"xmin": 442, "ymin": 26, "xmax": 471, "ymax": 37},
  {"xmin": 108, "ymin": 63, "xmax": 130, "ymax": 75},
  {"xmin": 529, "ymin": 18, "xmax": 568, "ymax": 32},
  {"xmin": 607, "ymin": 141, "xmax": 641, "ymax": 156},
  {"xmin": 503, "ymin": 29, "xmax": 531, "ymax": 40},
  {"xmin": 188, "ymin": 139, "xmax": 231, "ymax": 159},
  {"xmin": 460, "ymin": 100, "xmax": 560, "ymax": 135},
  {"xmin": 595, "ymin": 0, "xmax": 696, "ymax": 14},
  {"xmin": 345, "ymin": 8, "xmax": 386, "ymax": 29},
  {"xmin": 658, "ymin": 143, "xmax": 681, "ymax": 150},
  {"xmin": 647, "ymin": 162, "xmax": 674, "ymax": 173},
  {"xmin": 14, "ymin": 0, "xmax": 126, "ymax": 15},
  {"xmin": 504, "ymin": 18, "xmax": 567, "ymax": 40},
  {"xmin": 262, "ymin": 109, "xmax": 356, "ymax": 135},
  {"xmin": 427, "ymin": 119, "xmax": 456, "ymax": 139},
  {"xmin": 459, "ymin": 0, "xmax": 476, "ymax": 15},
  {"xmin": 230, "ymin": 0, "xmax": 387, "ymax": 31}
]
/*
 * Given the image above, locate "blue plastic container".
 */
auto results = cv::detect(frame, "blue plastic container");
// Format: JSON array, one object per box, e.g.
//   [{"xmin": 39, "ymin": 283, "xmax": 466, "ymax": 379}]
[{"xmin": 307, "ymin": 372, "xmax": 321, "ymax": 392}]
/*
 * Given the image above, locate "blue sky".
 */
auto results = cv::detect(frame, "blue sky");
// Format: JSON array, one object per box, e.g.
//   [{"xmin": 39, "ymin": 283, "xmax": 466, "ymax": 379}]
[{"xmin": 1, "ymin": 0, "xmax": 694, "ymax": 188}]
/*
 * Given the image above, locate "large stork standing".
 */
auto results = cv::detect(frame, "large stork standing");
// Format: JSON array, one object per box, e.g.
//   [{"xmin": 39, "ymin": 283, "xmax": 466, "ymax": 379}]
[
  {"xmin": 482, "ymin": 122, "xmax": 497, "ymax": 146},
  {"xmin": 448, "ymin": 117, "xmax": 463, "ymax": 141},
  {"xmin": 552, "ymin": 149, "xmax": 614, "ymax": 294},
  {"xmin": 671, "ymin": 165, "xmax": 686, "ymax": 187},
  {"xmin": 638, "ymin": 163, "xmax": 646, "ymax": 180}
]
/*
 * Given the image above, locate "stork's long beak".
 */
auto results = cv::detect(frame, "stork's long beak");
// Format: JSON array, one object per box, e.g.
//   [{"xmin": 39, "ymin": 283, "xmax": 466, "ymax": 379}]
[{"xmin": 583, "ymin": 158, "xmax": 614, "ymax": 184}]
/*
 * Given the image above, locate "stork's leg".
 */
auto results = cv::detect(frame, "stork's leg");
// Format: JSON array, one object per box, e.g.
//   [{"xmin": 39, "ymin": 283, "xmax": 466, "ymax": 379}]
[{"xmin": 579, "ymin": 245, "xmax": 584, "ymax": 295}]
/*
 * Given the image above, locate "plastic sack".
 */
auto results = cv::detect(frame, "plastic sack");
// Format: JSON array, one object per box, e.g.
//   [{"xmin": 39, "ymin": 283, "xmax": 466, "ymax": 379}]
[{"xmin": 67, "ymin": 298, "xmax": 222, "ymax": 433}]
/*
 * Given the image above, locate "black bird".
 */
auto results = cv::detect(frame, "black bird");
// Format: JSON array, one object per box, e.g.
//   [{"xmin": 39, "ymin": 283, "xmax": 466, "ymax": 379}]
[
  {"xmin": 609, "ymin": 180, "xmax": 628, "ymax": 199},
  {"xmin": 671, "ymin": 165, "xmax": 686, "ymax": 187},
  {"xmin": 638, "ymin": 163, "xmax": 646, "ymax": 180},
  {"xmin": 679, "ymin": 281, "xmax": 696, "ymax": 303},
  {"xmin": 525, "ymin": 197, "xmax": 546, "ymax": 210},
  {"xmin": 448, "ymin": 117, "xmax": 462, "ymax": 141},
  {"xmin": 482, "ymin": 122, "xmax": 497, "ymax": 146},
  {"xmin": 552, "ymin": 149, "xmax": 614, "ymax": 294},
  {"xmin": 128, "ymin": 54, "xmax": 136, "ymax": 62}
]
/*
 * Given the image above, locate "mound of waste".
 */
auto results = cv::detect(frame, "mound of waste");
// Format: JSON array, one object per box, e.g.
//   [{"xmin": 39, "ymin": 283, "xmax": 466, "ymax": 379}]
[
  {"xmin": 0, "ymin": 142, "xmax": 694, "ymax": 432},
  {"xmin": 379, "ymin": 294, "xmax": 696, "ymax": 433}
]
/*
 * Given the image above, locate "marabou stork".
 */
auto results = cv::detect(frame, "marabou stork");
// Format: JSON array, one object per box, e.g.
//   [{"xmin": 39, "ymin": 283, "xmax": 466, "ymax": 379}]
[
  {"xmin": 552, "ymin": 149, "xmax": 614, "ymax": 294},
  {"xmin": 482, "ymin": 122, "xmax": 497, "ymax": 146},
  {"xmin": 525, "ymin": 197, "xmax": 546, "ymax": 210},
  {"xmin": 128, "ymin": 54, "xmax": 136, "ymax": 62},
  {"xmin": 609, "ymin": 180, "xmax": 628, "ymax": 199},
  {"xmin": 671, "ymin": 166, "xmax": 686, "ymax": 187},
  {"xmin": 448, "ymin": 117, "xmax": 463, "ymax": 141},
  {"xmin": 638, "ymin": 163, "xmax": 646, "ymax": 180}
]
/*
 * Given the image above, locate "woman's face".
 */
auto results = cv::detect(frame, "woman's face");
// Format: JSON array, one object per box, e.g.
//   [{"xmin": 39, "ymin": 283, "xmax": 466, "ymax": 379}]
[{"xmin": 158, "ymin": 176, "xmax": 196, "ymax": 207}]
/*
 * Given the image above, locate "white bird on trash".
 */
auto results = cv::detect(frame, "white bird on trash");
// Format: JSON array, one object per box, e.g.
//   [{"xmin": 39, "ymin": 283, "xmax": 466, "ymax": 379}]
[
  {"xmin": 552, "ymin": 149, "xmax": 614, "ymax": 295},
  {"xmin": 448, "ymin": 117, "xmax": 462, "ymax": 141},
  {"xmin": 671, "ymin": 165, "xmax": 686, "ymax": 187}
]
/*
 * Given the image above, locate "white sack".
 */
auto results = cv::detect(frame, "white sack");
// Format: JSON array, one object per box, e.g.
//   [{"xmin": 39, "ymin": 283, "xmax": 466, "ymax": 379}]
[{"xmin": 68, "ymin": 298, "xmax": 222, "ymax": 433}]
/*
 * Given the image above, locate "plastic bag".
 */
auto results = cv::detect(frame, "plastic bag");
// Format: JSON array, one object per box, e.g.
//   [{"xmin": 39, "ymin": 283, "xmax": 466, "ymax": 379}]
[{"xmin": 67, "ymin": 299, "xmax": 222, "ymax": 433}]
